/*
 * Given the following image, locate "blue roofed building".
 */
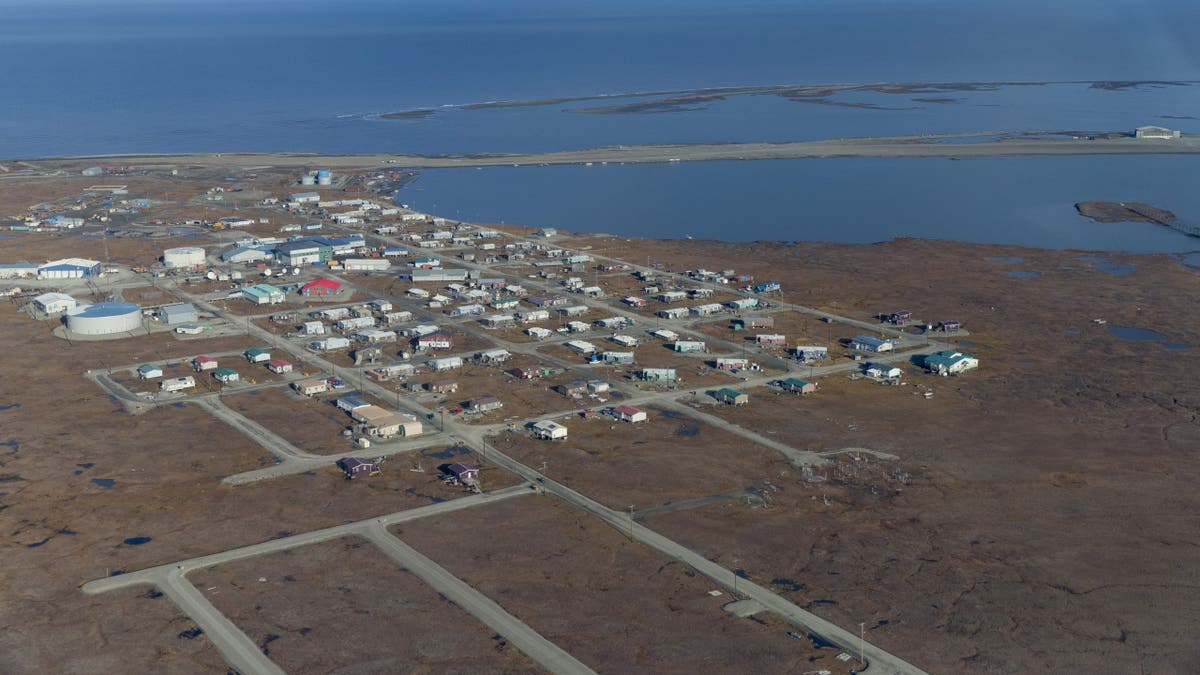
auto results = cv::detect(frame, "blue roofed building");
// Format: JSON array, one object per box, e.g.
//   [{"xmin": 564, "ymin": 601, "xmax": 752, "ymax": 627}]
[
  {"xmin": 850, "ymin": 335, "xmax": 895, "ymax": 353},
  {"xmin": 37, "ymin": 258, "xmax": 101, "ymax": 279},
  {"xmin": 222, "ymin": 246, "xmax": 272, "ymax": 263}
]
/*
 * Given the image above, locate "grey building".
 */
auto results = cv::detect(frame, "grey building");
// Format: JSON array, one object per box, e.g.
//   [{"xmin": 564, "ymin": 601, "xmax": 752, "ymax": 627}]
[{"xmin": 159, "ymin": 303, "xmax": 200, "ymax": 325}]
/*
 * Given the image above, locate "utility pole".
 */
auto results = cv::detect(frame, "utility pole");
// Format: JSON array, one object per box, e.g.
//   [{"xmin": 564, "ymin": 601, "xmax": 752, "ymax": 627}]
[
  {"xmin": 627, "ymin": 505, "xmax": 635, "ymax": 540},
  {"xmin": 859, "ymin": 622, "xmax": 866, "ymax": 666}
]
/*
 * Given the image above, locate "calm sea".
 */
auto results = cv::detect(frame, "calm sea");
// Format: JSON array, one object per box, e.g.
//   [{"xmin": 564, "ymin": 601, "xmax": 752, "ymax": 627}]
[{"xmin": 3, "ymin": 0, "xmax": 1199, "ymax": 250}]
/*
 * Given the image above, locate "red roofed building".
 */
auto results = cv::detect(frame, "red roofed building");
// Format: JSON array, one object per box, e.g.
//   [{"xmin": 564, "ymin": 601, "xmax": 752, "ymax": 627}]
[
  {"xmin": 267, "ymin": 359, "xmax": 293, "ymax": 374},
  {"xmin": 192, "ymin": 355, "xmax": 219, "ymax": 372},
  {"xmin": 612, "ymin": 405, "xmax": 648, "ymax": 423},
  {"xmin": 416, "ymin": 331, "xmax": 454, "ymax": 350},
  {"xmin": 300, "ymin": 277, "xmax": 342, "ymax": 297}
]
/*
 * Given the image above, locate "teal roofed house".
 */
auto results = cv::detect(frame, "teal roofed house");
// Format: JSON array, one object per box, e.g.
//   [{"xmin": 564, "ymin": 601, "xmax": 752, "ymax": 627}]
[
  {"xmin": 137, "ymin": 364, "xmax": 163, "ymax": 380},
  {"xmin": 714, "ymin": 388, "xmax": 749, "ymax": 406},
  {"xmin": 780, "ymin": 378, "xmax": 816, "ymax": 394},
  {"xmin": 244, "ymin": 347, "xmax": 271, "ymax": 363},
  {"xmin": 213, "ymin": 368, "xmax": 240, "ymax": 383},
  {"xmin": 924, "ymin": 350, "xmax": 979, "ymax": 376}
]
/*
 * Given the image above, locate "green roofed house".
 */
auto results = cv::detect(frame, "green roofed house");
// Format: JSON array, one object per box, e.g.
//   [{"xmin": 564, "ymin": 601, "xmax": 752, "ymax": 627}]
[
  {"xmin": 780, "ymin": 378, "xmax": 816, "ymax": 395},
  {"xmin": 714, "ymin": 388, "xmax": 749, "ymax": 406},
  {"xmin": 244, "ymin": 347, "xmax": 271, "ymax": 363},
  {"xmin": 213, "ymin": 368, "xmax": 240, "ymax": 383},
  {"xmin": 924, "ymin": 350, "xmax": 980, "ymax": 376},
  {"xmin": 137, "ymin": 364, "xmax": 163, "ymax": 380}
]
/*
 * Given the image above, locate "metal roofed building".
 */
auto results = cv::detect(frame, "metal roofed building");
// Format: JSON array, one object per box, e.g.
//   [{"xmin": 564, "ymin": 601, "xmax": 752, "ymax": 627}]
[
  {"xmin": 38, "ymin": 258, "xmax": 101, "ymax": 279},
  {"xmin": 222, "ymin": 246, "xmax": 272, "ymax": 263},
  {"xmin": 924, "ymin": 350, "xmax": 980, "ymax": 376},
  {"xmin": 300, "ymin": 278, "xmax": 342, "ymax": 297},
  {"xmin": 242, "ymin": 284, "xmax": 286, "ymax": 305},
  {"xmin": 33, "ymin": 292, "xmax": 77, "ymax": 314},
  {"xmin": 714, "ymin": 388, "xmax": 749, "ymax": 406},
  {"xmin": 0, "ymin": 262, "xmax": 39, "ymax": 279},
  {"xmin": 158, "ymin": 303, "xmax": 199, "ymax": 325},
  {"xmin": 851, "ymin": 335, "xmax": 894, "ymax": 353}
]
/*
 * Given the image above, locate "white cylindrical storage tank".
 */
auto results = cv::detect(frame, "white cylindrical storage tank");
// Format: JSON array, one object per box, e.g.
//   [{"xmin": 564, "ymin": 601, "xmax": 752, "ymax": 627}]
[
  {"xmin": 317, "ymin": 175, "xmax": 332, "ymax": 185},
  {"xmin": 66, "ymin": 302, "xmax": 143, "ymax": 335},
  {"xmin": 300, "ymin": 174, "xmax": 316, "ymax": 186},
  {"xmin": 163, "ymin": 246, "xmax": 206, "ymax": 268}
]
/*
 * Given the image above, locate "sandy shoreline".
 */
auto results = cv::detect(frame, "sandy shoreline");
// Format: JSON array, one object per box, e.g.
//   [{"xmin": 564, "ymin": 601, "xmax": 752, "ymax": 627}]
[{"xmin": 10, "ymin": 131, "xmax": 1200, "ymax": 172}]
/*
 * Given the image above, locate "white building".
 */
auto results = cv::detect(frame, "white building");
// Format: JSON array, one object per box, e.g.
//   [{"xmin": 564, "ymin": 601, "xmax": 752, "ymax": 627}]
[
  {"xmin": 311, "ymin": 336, "xmax": 352, "ymax": 351},
  {"xmin": 342, "ymin": 258, "xmax": 391, "ymax": 272},
  {"xmin": 32, "ymin": 292, "xmax": 77, "ymax": 314},
  {"xmin": 565, "ymin": 340, "xmax": 598, "ymax": 354},
  {"xmin": 428, "ymin": 356, "xmax": 464, "ymax": 371},
  {"xmin": 532, "ymin": 420, "xmax": 568, "ymax": 440}
]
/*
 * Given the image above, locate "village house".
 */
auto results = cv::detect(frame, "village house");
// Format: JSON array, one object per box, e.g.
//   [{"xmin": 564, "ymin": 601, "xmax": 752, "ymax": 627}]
[
  {"xmin": 244, "ymin": 347, "xmax": 271, "ymax": 363},
  {"xmin": 851, "ymin": 335, "xmax": 895, "ymax": 353},
  {"xmin": 612, "ymin": 405, "xmax": 648, "ymax": 423},
  {"xmin": 337, "ymin": 457, "xmax": 380, "ymax": 479},
  {"xmin": 467, "ymin": 395, "xmax": 504, "ymax": 414},
  {"xmin": 639, "ymin": 367, "xmax": 677, "ymax": 382},
  {"xmin": 192, "ymin": 355, "xmax": 219, "ymax": 372},
  {"xmin": 780, "ymin": 378, "xmax": 817, "ymax": 395},
  {"xmin": 532, "ymin": 420, "xmax": 569, "ymax": 440},
  {"xmin": 557, "ymin": 379, "xmax": 589, "ymax": 397},
  {"xmin": 292, "ymin": 378, "xmax": 329, "ymax": 396},
  {"xmin": 213, "ymin": 368, "xmax": 240, "ymax": 384},
  {"xmin": 416, "ymin": 331, "xmax": 454, "ymax": 351},
  {"xmin": 714, "ymin": 388, "xmax": 749, "ymax": 406},
  {"xmin": 137, "ymin": 363, "xmax": 163, "ymax": 380},
  {"xmin": 924, "ymin": 350, "xmax": 979, "ymax": 376},
  {"xmin": 426, "ymin": 378, "xmax": 459, "ymax": 394},
  {"xmin": 866, "ymin": 362, "xmax": 903, "ymax": 379},
  {"xmin": 267, "ymin": 359, "xmax": 293, "ymax": 374}
]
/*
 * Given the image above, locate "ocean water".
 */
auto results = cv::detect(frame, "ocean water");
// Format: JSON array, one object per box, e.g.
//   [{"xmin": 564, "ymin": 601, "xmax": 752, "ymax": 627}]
[
  {"xmin": 398, "ymin": 155, "xmax": 1200, "ymax": 251},
  {"xmin": 3, "ymin": 0, "xmax": 1200, "ymax": 249}
]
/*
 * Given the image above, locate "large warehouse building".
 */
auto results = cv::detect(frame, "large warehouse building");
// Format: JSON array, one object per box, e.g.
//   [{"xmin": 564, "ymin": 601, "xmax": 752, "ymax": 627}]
[
  {"xmin": 65, "ymin": 302, "xmax": 143, "ymax": 335},
  {"xmin": 38, "ymin": 258, "xmax": 101, "ymax": 279},
  {"xmin": 162, "ymin": 246, "xmax": 206, "ymax": 269}
]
